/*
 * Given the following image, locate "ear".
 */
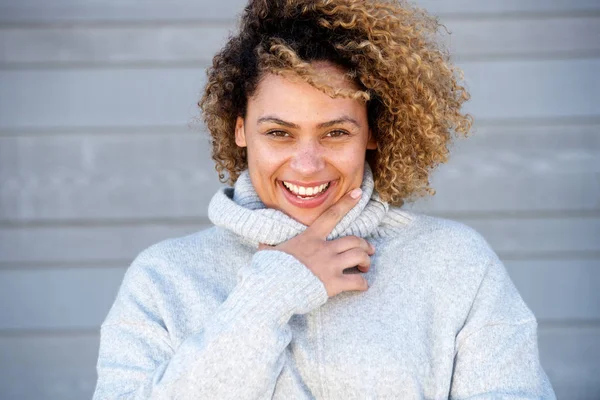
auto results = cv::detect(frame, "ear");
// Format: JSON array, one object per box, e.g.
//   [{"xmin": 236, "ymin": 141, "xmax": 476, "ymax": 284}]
[
  {"xmin": 234, "ymin": 116, "xmax": 247, "ymax": 147},
  {"xmin": 366, "ymin": 128, "xmax": 377, "ymax": 150}
]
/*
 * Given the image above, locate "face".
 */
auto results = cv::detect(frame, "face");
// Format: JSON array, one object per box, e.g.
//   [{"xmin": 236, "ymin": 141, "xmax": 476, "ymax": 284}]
[{"xmin": 235, "ymin": 62, "xmax": 377, "ymax": 226}]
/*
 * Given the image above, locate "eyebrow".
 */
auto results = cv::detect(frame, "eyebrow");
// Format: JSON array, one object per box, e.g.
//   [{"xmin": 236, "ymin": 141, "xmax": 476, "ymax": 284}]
[{"xmin": 256, "ymin": 115, "xmax": 361, "ymax": 129}]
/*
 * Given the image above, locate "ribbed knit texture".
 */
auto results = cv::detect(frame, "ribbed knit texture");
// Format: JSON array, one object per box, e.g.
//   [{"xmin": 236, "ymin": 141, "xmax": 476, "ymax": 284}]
[{"xmin": 94, "ymin": 164, "xmax": 556, "ymax": 399}]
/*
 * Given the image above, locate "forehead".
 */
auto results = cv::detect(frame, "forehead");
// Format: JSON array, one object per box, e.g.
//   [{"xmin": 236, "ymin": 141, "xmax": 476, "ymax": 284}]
[{"xmin": 248, "ymin": 63, "xmax": 367, "ymax": 122}]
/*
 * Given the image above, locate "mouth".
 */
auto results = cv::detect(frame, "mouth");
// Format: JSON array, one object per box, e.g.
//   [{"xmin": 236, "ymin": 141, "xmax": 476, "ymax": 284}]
[
  {"xmin": 278, "ymin": 179, "xmax": 336, "ymax": 209},
  {"xmin": 282, "ymin": 181, "xmax": 330, "ymax": 199}
]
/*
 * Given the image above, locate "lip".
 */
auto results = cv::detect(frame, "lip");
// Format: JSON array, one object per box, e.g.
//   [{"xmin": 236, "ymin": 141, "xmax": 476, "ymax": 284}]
[{"xmin": 278, "ymin": 179, "xmax": 337, "ymax": 209}]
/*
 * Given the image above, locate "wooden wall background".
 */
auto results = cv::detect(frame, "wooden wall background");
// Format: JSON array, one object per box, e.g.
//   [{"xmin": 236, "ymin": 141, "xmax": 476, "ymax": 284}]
[{"xmin": 0, "ymin": 0, "xmax": 598, "ymax": 398}]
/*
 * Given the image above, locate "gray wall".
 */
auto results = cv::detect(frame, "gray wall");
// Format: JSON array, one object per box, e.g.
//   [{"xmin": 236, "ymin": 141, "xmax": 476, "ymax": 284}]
[{"xmin": 0, "ymin": 0, "xmax": 599, "ymax": 398}]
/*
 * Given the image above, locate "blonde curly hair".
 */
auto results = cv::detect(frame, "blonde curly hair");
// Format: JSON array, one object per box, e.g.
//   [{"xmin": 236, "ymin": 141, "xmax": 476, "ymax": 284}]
[{"xmin": 199, "ymin": 0, "xmax": 472, "ymax": 205}]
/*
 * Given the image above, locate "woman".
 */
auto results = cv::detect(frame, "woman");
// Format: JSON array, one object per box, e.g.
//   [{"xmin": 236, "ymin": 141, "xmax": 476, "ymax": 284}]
[{"xmin": 94, "ymin": 0, "xmax": 556, "ymax": 398}]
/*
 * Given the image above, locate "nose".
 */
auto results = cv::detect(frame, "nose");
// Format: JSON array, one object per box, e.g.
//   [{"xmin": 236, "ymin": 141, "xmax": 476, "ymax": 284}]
[{"xmin": 289, "ymin": 141, "xmax": 325, "ymax": 176}]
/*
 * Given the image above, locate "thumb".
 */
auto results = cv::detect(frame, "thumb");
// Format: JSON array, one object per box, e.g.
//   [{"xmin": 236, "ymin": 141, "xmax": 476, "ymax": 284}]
[{"xmin": 306, "ymin": 187, "xmax": 362, "ymax": 239}]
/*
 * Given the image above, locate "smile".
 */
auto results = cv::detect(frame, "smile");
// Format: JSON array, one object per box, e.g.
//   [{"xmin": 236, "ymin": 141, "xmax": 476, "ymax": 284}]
[
  {"xmin": 282, "ymin": 181, "xmax": 330, "ymax": 198},
  {"xmin": 278, "ymin": 179, "xmax": 336, "ymax": 209}
]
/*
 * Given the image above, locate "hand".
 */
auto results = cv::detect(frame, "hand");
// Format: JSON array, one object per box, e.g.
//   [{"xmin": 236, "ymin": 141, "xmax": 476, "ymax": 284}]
[{"xmin": 259, "ymin": 188, "xmax": 375, "ymax": 297}]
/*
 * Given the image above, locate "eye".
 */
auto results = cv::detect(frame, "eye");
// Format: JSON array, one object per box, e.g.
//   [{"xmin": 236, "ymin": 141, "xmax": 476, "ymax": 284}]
[
  {"xmin": 265, "ymin": 130, "xmax": 290, "ymax": 138},
  {"xmin": 325, "ymin": 130, "xmax": 350, "ymax": 138}
]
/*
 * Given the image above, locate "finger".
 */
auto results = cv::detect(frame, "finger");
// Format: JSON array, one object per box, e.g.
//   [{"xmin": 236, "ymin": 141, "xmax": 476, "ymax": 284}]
[
  {"xmin": 338, "ymin": 273, "xmax": 369, "ymax": 292},
  {"xmin": 330, "ymin": 235, "xmax": 374, "ymax": 255},
  {"xmin": 338, "ymin": 248, "xmax": 371, "ymax": 272},
  {"xmin": 306, "ymin": 188, "xmax": 362, "ymax": 239}
]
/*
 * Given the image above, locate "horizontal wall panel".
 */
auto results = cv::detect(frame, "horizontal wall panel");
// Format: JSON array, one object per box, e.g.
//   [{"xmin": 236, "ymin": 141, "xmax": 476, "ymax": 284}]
[
  {"xmin": 446, "ymin": 17, "xmax": 600, "ymax": 59},
  {"xmin": 1, "ymin": 124, "xmax": 598, "ymax": 222},
  {"xmin": 459, "ymin": 58, "xmax": 599, "ymax": 120},
  {"xmin": 1, "ymin": 0, "xmax": 599, "ymax": 23},
  {"xmin": 0, "ymin": 224, "xmax": 208, "ymax": 265},
  {"xmin": 0, "ymin": 68, "xmax": 205, "ymax": 130},
  {"xmin": 538, "ymin": 326, "xmax": 600, "ymax": 400},
  {"xmin": 505, "ymin": 260, "xmax": 600, "ymax": 321},
  {"xmin": 0, "ymin": 217, "xmax": 598, "ymax": 266},
  {"xmin": 0, "ymin": 334, "xmax": 99, "ymax": 400},
  {"xmin": 420, "ymin": 172, "xmax": 599, "ymax": 215},
  {"xmin": 1, "ymin": 59, "xmax": 598, "ymax": 130},
  {"xmin": 459, "ymin": 217, "xmax": 600, "ymax": 256},
  {"xmin": 0, "ymin": 25, "xmax": 232, "ymax": 66},
  {"xmin": 0, "ymin": 0, "xmax": 249, "ymax": 23},
  {"xmin": 451, "ymin": 123, "xmax": 600, "ymax": 171},
  {"xmin": 0, "ymin": 268, "xmax": 126, "ymax": 330},
  {"xmin": 0, "ymin": 133, "xmax": 223, "ymax": 222},
  {"xmin": 2, "ymin": 17, "xmax": 598, "ymax": 66},
  {"xmin": 0, "ymin": 259, "xmax": 598, "ymax": 330},
  {"xmin": 410, "ymin": 122, "xmax": 600, "ymax": 214},
  {"xmin": 0, "ymin": 326, "xmax": 597, "ymax": 400},
  {"xmin": 0, "ymin": 23, "xmax": 235, "ymax": 66},
  {"xmin": 418, "ymin": 0, "xmax": 600, "ymax": 14}
]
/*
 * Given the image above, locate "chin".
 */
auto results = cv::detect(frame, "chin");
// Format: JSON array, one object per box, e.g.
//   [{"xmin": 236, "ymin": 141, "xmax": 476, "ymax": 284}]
[{"xmin": 292, "ymin": 211, "xmax": 320, "ymax": 226}]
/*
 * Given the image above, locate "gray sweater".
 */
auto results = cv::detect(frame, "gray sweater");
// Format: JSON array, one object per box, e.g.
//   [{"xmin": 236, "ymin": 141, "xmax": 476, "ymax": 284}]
[{"xmin": 93, "ymin": 166, "xmax": 556, "ymax": 399}]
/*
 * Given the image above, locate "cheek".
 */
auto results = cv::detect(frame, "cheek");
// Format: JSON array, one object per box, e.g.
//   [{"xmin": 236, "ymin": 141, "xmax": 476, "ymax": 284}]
[
  {"xmin": 329, "ymin": 143, "xmax": 368, "ymax": 168},
  {"xmin": 247, "ymin": 141, "xmax": 288, "ymax": 176}
]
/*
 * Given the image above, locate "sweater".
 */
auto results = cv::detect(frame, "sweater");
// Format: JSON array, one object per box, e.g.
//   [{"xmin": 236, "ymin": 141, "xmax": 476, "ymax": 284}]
[{"xmin": 93, "ymin": 164, "xmax": 556, "ymax": 399}]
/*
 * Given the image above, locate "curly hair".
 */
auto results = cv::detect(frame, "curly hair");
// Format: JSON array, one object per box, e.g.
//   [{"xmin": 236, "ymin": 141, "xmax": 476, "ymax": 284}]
[{"xmin": 199, "ymin": 0, "xmax": 472, "ymax": 205}]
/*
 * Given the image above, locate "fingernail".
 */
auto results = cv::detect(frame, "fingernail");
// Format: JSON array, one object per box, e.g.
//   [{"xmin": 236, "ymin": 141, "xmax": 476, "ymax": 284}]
[{"xmin": 350, "ymin": 188, "xmax": 362, "ymax": 199}]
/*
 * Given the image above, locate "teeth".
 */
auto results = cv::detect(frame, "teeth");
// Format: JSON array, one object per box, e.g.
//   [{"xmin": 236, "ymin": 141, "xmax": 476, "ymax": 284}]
[{"xmin": 282, "ymin": 181, "xmax": 330, "ymax": 197}]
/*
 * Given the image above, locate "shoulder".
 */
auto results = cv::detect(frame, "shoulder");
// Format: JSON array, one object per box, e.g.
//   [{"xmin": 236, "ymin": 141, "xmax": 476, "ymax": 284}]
[
  {"xmin": 132, "ymin": 226, "xmax": 218, "ymax": 264},
  {"xmin": 377, "ymin": 209, "xmax": 527, "ymax": 321},
  {"xmin": 376, "ymin": 207, "xmax": 504, "ymax": 300},
  {"xmin": 379, "ymin": 207, "xmax": 497, "ymax": 262},
  {"xmin": 121, "ymin": 225, "xmax": 237, "ymax": 287},
  {"xmin": 102, "ymin": 225, "xmax": 249, "ymax": 326}
]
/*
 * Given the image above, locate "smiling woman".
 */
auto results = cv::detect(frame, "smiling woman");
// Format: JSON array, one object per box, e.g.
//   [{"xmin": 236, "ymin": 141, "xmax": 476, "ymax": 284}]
[{"xmin": 93, "ymin": 0, "xmax": 556, "ymax": 398}]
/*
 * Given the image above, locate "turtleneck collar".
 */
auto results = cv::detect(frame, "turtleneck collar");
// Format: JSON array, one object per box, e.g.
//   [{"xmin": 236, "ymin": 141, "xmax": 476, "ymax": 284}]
[{"xmin": 208, "ymin": 163, "xmax": 389, "ymax": 246}]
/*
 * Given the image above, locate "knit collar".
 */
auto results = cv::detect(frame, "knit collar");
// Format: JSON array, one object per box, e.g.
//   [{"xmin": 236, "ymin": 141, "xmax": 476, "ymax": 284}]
[{"xmin": 208, "ymin": 163, "xmax": 389, "ymax": 245}]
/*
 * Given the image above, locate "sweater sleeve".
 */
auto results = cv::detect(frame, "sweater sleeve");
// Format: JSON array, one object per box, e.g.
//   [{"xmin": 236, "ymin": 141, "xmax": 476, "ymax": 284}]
[
  {"xmin": 93, "ymin": 249, "xmax": 328, "ymax": 399},
  {"xmin": 449, "ymin": 258, "xmax": 556, "ymax": 399}
]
